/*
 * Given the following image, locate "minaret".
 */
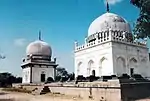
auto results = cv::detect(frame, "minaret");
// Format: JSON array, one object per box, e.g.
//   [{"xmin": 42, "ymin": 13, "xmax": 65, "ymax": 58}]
[
  {"xmin": 39, "ymin": 30, "xmax": 42, "ymax": 40},
  {"xmin": 106, "ymin": 0, "xmax": 110, "ymax": 12}
]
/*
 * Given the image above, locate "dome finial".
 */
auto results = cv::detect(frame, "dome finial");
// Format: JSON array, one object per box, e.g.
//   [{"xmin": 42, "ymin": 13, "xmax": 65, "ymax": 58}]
[
  {"xmin": 106, "ymin": 0, "xmax": 110, "ymax": 12},
  {"xmin": 38, "ymin": 30, "xmax": 42, "ymax": 40}
]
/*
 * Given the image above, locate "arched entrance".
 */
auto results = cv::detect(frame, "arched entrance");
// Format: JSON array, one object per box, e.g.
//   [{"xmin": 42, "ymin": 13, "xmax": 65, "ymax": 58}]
[
  {"xmin": 92, "ymin": 70, "xmax": 95, "ymax": 76},
  {"xmin": 129, "ymin": 58, "xmax": 137, "ymax": 76},
  {"xmin": 41, "ymin": 73, "xmax": 45, "ymax": 82}
]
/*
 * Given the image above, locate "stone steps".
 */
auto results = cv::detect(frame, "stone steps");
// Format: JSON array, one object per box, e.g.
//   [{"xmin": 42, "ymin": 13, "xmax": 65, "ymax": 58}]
[{"xmin": 32, "ymin": 86, "xmax": 51, "ymax": 95}]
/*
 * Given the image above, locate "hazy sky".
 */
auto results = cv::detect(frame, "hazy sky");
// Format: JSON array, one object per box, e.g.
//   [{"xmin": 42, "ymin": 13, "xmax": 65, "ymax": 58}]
[{"xmin": 0, "ymin": 0, "xmax": 142, "ymax": 76}]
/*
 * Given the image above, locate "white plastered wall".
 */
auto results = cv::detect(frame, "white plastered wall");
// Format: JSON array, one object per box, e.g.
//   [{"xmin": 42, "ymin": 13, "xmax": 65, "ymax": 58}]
[
  {"xmin": 75, "ymin": 42, "xmax": 114, "ymax": 77},
  {"xmin": 22, "ymin": 67, "xmax": 31, "ymax": 84},
  {"xmin": 112, "ymin": 42, "xmax": 150, "ymax": 77},
  {"xmin": 75, "ymin": 41, "xmax": 150, "ymax": 78},
  {"xmin": 32, "ymin": 66, "xmax": 54, "ymax": 83}
]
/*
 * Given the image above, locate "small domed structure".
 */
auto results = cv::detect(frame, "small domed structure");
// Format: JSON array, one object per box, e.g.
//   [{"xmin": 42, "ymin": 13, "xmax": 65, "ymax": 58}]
[
  {"xmin": 21, "ymin": 31, "xmax": 58, "ymax": 84},
  {"xmin": 88, "ymin": 12, "xmax": 132, "ymax": 36},
  {"xmin": 26, "ymin": 40, "xmax": 52, "ymax": 56}
]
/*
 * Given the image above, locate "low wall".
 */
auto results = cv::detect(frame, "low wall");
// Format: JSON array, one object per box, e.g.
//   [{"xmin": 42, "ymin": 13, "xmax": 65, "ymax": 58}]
[
  {"xmin": 17, "ymin": 80, "xmax": 150, "ymax": 101},
  {"xmin": 121, "ymin": 82, "xmax": 150, "ymax": 101},
  {"xmin": 48, "ymin": 80, "xmax": 121, "ymax": 101},
  {"xmin": 49, "ymin": 86, "xmax": 121, "ymax": 101}
]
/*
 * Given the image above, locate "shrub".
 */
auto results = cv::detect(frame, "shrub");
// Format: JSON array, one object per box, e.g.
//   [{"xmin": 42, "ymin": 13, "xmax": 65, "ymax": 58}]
[
  {"xmin": 118, "ymin": 73, "xmax": 130, "ymax": 79},
  {"xmin": 45, "ymin": 77, "xmax": 54, "ymax": 83}
]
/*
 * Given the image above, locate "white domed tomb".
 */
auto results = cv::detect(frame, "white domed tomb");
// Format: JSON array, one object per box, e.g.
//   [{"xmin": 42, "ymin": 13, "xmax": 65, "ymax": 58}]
[
  {"xmin": 21, "ymin": 32, "xmax": 58, "ymax": 84},
  {"xmin": 74, "ymin": 9, "xmax": 149, "ymax": 78}
]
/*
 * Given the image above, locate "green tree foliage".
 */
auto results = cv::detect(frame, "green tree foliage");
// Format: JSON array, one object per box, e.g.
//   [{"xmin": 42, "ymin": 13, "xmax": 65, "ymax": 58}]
[
  {"xmin": 55, "ymin": 67, "xmax": 75, "ymax": 82},
  {"xmin": 56, "ymin": 67, "xmax": 68, "ymax": 77},
  {"xmin": 0, "ymin": 72, "xmax": 22, "ymax": 87},
  {"xmin": 130, "ymin": 0, "xmax": 150, "ymax": 39}
]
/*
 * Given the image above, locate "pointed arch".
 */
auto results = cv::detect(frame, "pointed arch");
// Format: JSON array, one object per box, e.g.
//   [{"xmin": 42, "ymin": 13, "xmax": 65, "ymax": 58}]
[
  {"xmin": 130, "ymin": 58, "xmax": 137, "ymax": 63},
  {"xmin": 129, "ymin": 57, "xmax": 138, "ymax": 75},
  {"xmin": 100, "ymin": 57, "xmax": 111, "ymax": 76},
  {"xmin": 129, "ymin": 57, "xmax": 137, "ymax": 68},
  {"xmin": 100, "ymin": 57, "xmax": 107, "ymax": 63},
  {"xmin": 116, "ymin": 57, "xmax": 126, "ymax": 76},
  {"xmin": 77, "ymin": 62, "xmax": 83, "ymax": 75},
  {"xmin": 141, "ymin": 58, "xmax": 146, "ymax": 62},
  {"xmin": 87, "ymin": 60, "xmax": 94, "ymax": 76},
  {"xmin": 88, "ymin": 60, "xmax": 94, "ymax": 68}
]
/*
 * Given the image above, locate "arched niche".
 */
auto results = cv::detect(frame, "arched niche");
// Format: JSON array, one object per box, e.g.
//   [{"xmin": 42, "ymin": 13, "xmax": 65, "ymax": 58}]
[
  {"xmin": 100, "ymin": 57, "xmax": 111, "ymax": 76},
  {"xmin": 141, "ymin": 57, "xmax": 147, "ymax": 63},
  {"xmin": 129, "ymin": 58, "xmax": 137, "ymax": 68},
  {"xmin": 88, "ymin": 60, "xmax": 94, "ymax": 76},
  {"xmin": 77, "ymin": 62, "xmax": 83, "ymax": 75},
  {"xmin": 116, "ymin": 57, "xmax": 126, "ymax": 76},
  {"xmin": 140, "ymin": 58, "xmax": 147, "ymax": 76}
]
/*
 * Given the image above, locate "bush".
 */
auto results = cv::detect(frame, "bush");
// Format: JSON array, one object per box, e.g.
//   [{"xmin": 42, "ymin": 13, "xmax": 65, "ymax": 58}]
[
  {"xmin": 131, "ymin": 74, "xmax": 143, "ymax": 79},
  {"xmin": 118, "ymin": 74, "xmax": 130, "ymax": 79},
  {"xmin": 76, "ymin": 75, "xmax": 86, "ymax": 81},
  {"xmin": 101, "ymin": 76, "xmax": 112, "ymax": 81},
  {"xmin": 55, "ymin": 76, "xmax": 61, "ymax": 82},
  {"xmin": 0, "ymin": 81, "xmax": 12, "ymax": 88},
  {"xmin": 45, "ymin": 77, "xmax": 54, "ymax": 83},
  {"xmin": 86, "ymin": 76, "xmax": 100, "ymax": 82},
  {"xmin": 60, "ymin": 76, "xmax": 68, "ymax": 82}
]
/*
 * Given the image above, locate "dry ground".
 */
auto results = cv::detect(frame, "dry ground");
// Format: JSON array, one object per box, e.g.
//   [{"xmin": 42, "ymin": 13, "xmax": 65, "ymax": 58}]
[
  {"xmin": 0, "ymin": 89, "xmax": 91, "ymax": 101},
  {"xmin": 1, "ymin": 89, "xmax": 150, "ymax": 101}
]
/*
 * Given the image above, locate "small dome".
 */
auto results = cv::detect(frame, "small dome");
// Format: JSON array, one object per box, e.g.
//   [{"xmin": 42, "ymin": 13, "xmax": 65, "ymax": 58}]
[
  {"xmin": 26, "ymin": 40, "xmax": 52, "ymax": 56},
  {"xmin": 88, "ymin": 12, "xmax": 131, "ymax": 36}
]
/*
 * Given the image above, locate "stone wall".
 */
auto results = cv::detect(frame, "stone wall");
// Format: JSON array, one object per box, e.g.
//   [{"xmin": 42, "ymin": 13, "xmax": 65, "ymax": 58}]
[
  {"xmin": 121, "ymin": 82, "xmax": 150, "ymax": 101},
  {"xmin": 48, "ymin": 80, "xmax": 121, "ymax": 101},
  {"xmin": 18, "ymin": 80, "xmax": 150, "ymax": 101},
  {"xmin": 49, "ymin": 86, "xmax": 121, "ymax": 101}
]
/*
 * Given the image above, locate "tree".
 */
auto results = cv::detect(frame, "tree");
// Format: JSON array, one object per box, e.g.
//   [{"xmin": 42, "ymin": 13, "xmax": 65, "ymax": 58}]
[
  {"xmin": 55, "ymin": 67, "xmax": 69, "ymax": 82},
  {"xmin": 0, "ymin": 72, "xmax": 22, "ymax": 87},
  {"xmin": 130, "ymin": 0, "xmax": 150, "ymax": 39},
  {"xmin": 56, "ymin": 67, "xmax": 68, "ymax": 76},
  {"xmin": 0, "ymin": 72, "xmax": 13, "ymax": 87},
  {"xmin": 67, "ymin": 73, "xmax": 75, "ymax": 81},
  {"xmin": 55, "ymin": 67, "xmax": 75, "ymax": 82},
  {"xmin": 15, "ymin": 77, "xmax": 22, "ymax": 83}
]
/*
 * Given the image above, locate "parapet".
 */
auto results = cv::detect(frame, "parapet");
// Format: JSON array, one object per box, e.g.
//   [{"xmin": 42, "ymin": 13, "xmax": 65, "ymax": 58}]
[{"xmin": 74, "ymin": 30, "xmax": 147, "ymax": 52}]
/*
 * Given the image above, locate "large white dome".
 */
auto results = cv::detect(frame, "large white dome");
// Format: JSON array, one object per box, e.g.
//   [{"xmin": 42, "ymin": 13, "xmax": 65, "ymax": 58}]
[
  {"xmin": 88, "ymin": 12, "xmax": 132, "ymax": 36},
  {"xmin": 26, "ymin": 40, "xmax": 52, "ymax": 56}
]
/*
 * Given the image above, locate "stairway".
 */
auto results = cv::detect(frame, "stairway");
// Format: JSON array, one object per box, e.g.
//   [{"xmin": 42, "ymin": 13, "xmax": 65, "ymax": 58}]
[
  {"xmin": 32, "ymin": 86, "xmax": 51, "ymax": 95},
  {"xmin": 40, "ymin": 86, "xmax": 51, "ymax": 95}
]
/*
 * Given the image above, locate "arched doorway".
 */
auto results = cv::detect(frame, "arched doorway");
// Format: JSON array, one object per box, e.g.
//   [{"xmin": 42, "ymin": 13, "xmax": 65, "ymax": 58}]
[
  {"xmin": 41, "ymin": 73, "xmax": 46, "ymax": 82},
  {"xmin": 88, "ymin": 60, "xmax": 94, "ymax": 76},
  {"xmin": 116, "ymin": 57, "xmax": 126, "ymax": 76},
  {"xmin": 129, "ymin": 58, "xmax": 137, "ymax": 76},
  {"xmin": 92, "ymin": 70, "xmax": 95, "ymax": 76}
]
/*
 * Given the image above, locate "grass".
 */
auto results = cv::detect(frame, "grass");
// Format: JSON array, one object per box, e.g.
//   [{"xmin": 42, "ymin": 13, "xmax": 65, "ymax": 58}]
[{"xmin": 2, "ymin": 87, "xmax": 32, "ymax": 94}]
